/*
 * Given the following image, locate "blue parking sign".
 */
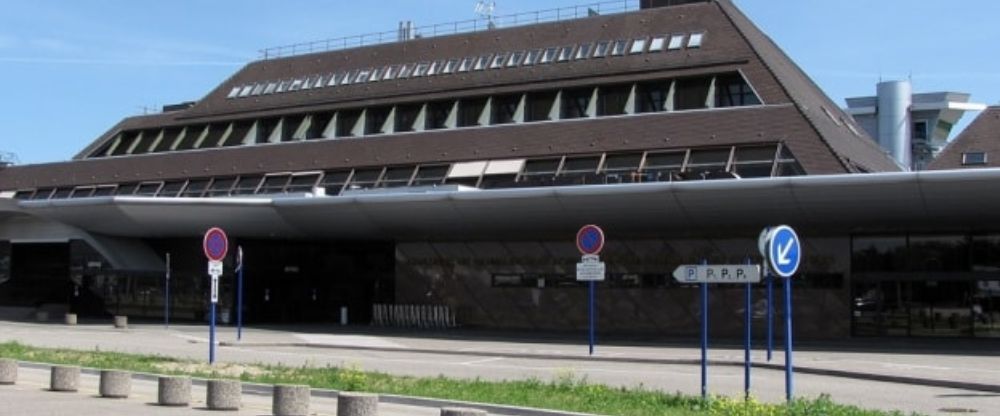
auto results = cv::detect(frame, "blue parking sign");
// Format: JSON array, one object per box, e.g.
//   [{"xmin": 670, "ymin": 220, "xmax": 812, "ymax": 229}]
[{"xmin": 767, "ymin": 225, "xmax": 800, "ymax": 278}]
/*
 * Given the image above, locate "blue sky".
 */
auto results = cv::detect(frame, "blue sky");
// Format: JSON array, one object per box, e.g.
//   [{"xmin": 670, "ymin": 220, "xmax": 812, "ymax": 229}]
[{"xmin": 1, "ymin": 1, "xmax": 997, "ymax": 164}]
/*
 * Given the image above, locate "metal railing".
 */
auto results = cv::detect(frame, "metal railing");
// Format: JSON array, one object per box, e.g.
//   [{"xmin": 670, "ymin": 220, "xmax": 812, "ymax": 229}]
[{"xmin": 259, "ymin": 0, "xmax": 639, "ymax": 60}]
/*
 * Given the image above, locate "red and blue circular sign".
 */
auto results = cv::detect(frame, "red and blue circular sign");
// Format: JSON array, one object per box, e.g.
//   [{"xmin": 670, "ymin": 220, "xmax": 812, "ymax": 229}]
[
  {"xmin": 203, "ymin": 227, "xmax": 229, "ymax": 262},
  {"xmin": 576, "ymin": 224, "xmax": 605, "ymax": 255}
]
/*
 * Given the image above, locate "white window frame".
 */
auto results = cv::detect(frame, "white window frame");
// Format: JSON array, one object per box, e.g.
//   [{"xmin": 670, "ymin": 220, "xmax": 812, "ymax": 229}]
[
  {"xmin": 687, "ymin": 32, "xmax": 704, "ymax": 48},
  {"xmin": 668, "ymin": 34, "xmax": 686, "ymax": 50},
  {"xmin": 649, "ymin": 36, "xmax": 665, "ymax": 52},
  {"xmin": 629, "ymin": 38, "xmax": 647, "ymax": 54}
]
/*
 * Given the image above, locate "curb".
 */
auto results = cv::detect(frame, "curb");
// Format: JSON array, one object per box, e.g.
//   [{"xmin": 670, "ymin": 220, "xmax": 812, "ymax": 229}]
[{"xmin": 220, "ymin": 341, "xmax": 1000, "ymax": 394}]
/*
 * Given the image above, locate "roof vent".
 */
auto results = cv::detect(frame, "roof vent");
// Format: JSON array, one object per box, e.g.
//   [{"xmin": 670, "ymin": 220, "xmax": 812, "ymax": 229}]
[
  {"xmin": 162, "ymin": 101, "xmax": 196, "ymax": 113},
  {"xmin": 640, "ymin": 0, "xmax": 709, "ymax": 8}
]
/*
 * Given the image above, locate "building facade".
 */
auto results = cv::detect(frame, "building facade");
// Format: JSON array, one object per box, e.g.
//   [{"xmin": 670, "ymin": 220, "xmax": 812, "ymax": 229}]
[{"xmin": 1, "ymin": 0, "xmax": 998, "ymax": 340}]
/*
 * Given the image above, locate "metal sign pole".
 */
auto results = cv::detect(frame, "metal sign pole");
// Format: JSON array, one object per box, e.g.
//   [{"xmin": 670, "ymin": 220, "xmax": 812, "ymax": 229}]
[
  {"xmin": 165, "ymin": 253, "xmax": 171, "ymax": 329},
  {"xmin": 210, "ymin": 296, "xmax": 217, "ymax": 364},
  {"xmin": 589, "ymin": 280, "xmax": 595, "ymax": 356},
  {"xmin": 700, "ymin": 258, "xmax": 708, "ymax": 400},
  {"xmin": 767, "ymin": 267, "xmax": 773, "ymax": 362},
  {"xmin": 785, "ymin": 276, "xmax": 794, "ymax": 402},
  {"xmin": 744, "ymin": 258, "xmax": 752, "ymax": 401},
  {"xmin": 237, "ymin": 247, "xmax": 244, "ymax": 342}
]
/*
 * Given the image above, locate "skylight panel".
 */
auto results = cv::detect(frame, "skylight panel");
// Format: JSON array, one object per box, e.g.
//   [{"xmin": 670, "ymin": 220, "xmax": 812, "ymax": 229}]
[
  {"xmin": 443, "ymin": 59, "xmax": 458, "ymax": 74},
  {"xmin": 593, "ymin": 41, "xmax": 609, "ymax": 58},
  {"xmin": 413, "ymin": 62, "xmax": 430, "ymax": 77},
  {"xmin": 507, "ymin": 51, "xmax": 524, "ymax": 67},
  {"xmin": 289, "ymin": 78, "xmax": 305, "ymax": 91},
  {"xmin": 575, "ymin": 43, "xmax": 592, "ymax": 60},
  {"xmin": 557, "ymin": 46, "xmax": 574, "ymax": 62},
  {"xmin": 398, "ymin": 64, "xmax": 414, "ymax": 78},
  {"xmin": 342, "ymin": 70, "xmax": 358, "ymax": 85},
  {"xmin": 474, "ymin": 55, "xmax": 491, "ymax": 70},
  {"xmin": 238, "ymin": 85, "xmax": 254, "ymax": 97},
  {"xmin": 227, "ymin": 87, "xmax": 241, "ymax": 99},
  {"xmin": 540, "ymin": 47, "xmax": 558, "ymax": 63},
  {"xmin": 649, "ymin": 36, "xmax": 665, "ymax": 52},
  {"xmin": 490, "ymin": 53, "xmax": 507, "ymax": 69},
  {"xmin": 458, "ymin": 57, "xmax": 474, "ymax": 72},
  {"xmin": 327, "ymin": 72, "xmax": 343, "ymax": 87},
  {"xmin": 383, "ymin": 66, "xmax": 398, "ymax": 80},
  {"xmin": 276, "ymin": 80, "xmax": 290, "ymax": 93},
  {"xmin": 250, "ymin": 83, "xmax": 265, "ymax": 95},
  {"xmin": 668, "ymin": 34, "xmax": 685, "ymax": 50},
  {"xmin": 369, "ymin": 67, "xmax": 383, "ymax": 82},
  {"xmin": 611, "ymin": 40, "xmax": 627, "ymax": 56},
  {"xmin": 687, "ymin": 32, "xmax": 704, "ymax": 48},
  {"xmin": 315, "ymin": 74, "xmax": 327, "ymax": 87},
  {"xmin": 263, "ymin": 81, "xmax": 278, "ymax": 94},
  {"xmin": 355, "ymin": 70, "xmax": 371, "ymax": 83},
  {"xmin": 629, "ymin": 38, "xmax": 647, "ymax": 54},
  {"xmin": 523, "ymin": 49, "xmax": 540, "ymax": 66},
  {"xmin": 427, "ymin": 61, "xmax": 441, "ymax": 76}
]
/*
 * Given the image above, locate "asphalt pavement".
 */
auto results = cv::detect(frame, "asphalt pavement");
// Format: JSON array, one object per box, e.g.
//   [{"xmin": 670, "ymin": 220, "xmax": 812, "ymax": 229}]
[{"xmin": 1, "ymin": 320, "xmax": 999, "ymax": 415}]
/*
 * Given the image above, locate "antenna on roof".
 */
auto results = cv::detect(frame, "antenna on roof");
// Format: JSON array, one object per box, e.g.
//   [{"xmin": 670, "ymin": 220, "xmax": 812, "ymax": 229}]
[{"xmin": 475, "ymin": 0, "xmax": 497, "ymax": 29}]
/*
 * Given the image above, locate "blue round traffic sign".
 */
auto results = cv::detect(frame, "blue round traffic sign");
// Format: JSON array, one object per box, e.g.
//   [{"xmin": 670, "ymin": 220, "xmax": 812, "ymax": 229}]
[
  {"xmin": 576, "ymin": 225, "xmax": 605, "ymax": 255},
  {"xmin": 767, "ymin": 225, "xmax": 801, "ymax": 278},
  {"xmin": 203, "ymin": 227, "xmax": 229, "ymax": 262}
]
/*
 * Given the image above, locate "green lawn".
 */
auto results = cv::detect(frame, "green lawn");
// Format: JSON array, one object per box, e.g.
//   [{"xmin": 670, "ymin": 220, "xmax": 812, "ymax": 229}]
[{"xmin": 0, "ymin": 341, "xmax": 920, "ymax": 416}]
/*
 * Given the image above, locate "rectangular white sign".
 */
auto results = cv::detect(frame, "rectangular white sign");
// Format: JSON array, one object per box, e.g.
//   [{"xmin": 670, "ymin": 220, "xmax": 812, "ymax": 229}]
[
  {"xmin": 208, "ymin": 260, "xmax": 223, "ymax": 277},
  {"xmin": 672, "ymin": 264, "xmax": 761, "ymax": 284},
  {"xmin": 576, "ymin": 255, "xmax": 606, "ymax": 282},
  {"xmin": 210, "ymin": 275, "xmax": 219, "ymax": 304}
]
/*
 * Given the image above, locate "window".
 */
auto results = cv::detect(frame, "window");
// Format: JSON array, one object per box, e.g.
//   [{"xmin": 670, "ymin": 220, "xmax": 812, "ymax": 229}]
[
  {"xmin": 520, "ymin": 158, "xmax": 562, "ymax": 185},
  {"xmin": 636, "ymin": 81, "xmax": 669, "ymax": 113},
  {"xmin": 180, "ymin": 180, "xmax": 208, "ymax": 197},
  {"xmin": 443, "ymin": 59, "xmax": 459, "ymax": 74},
  {"xmin": 732, "ymin": 145, "xmax": 778, "ymax": 178},
  {"xmin": 115, "ymin": 184, "xmax": 138, "ymax": 196},
  {"xmin": 474, "ymin": 55, "xmax": 491, "ymax": 70},
  {"xmin": 674, "ymin": 76, "xmax": 712, "ymax": 110},
  {"xmin": 557, "ymin": 46, "xmax": 574, "ymax": 62},
  {"xmin": 684, "ymin": 148, "xmax": 731, "ymax": 179},
  {"xmin": 540, "ymin": 47, "xmax": 558, "ymax": 63},
  {"xmin": 507, "ymin": 51, "xmax": 524, "ymax": 67},
  {"xmin": 336, "ymin": 109, "xmax": 362, "ymax": 137},
  {"xmin": 523, "ymin": 49, "xmax": 541, "ymax": 66},
  {"xmin": 307, "ymin": 113, "xmax": 334, "ymax": 139},
  {"xmin": 263, "ymin": 82, "xmax": 278, "ymax": 94},
  {"xmin": 426, "ymin": 61, "xmax": 442, "ymax": 76},
  {"xmin": 490, "ymin": 53, "xmax": 507, "ymax": 69},
  {"xmin": 457, "ymin": 98, "xmax": 488, "ymax": 127},
  {"xmin": 383, "ymin": 66, "xmax": 399, "ymax": 80},
  {"xmin": 394, "ymin": 104, "xmax": 423, "ymax": 132},
  {"xmin": 668, "ymin": 34, "xmax": 686, "ymax": 50},
  {"xmin": 232, "ymin": 175, "xmax": 263, "ymax": 195},
  {"xmin": 398, "ymin": 64, "xmax": 414, "ymax": 78},
  {"xmin": 355, "ymin": 70, "xmax": 372, "ymax": 83},
  {"xmin": 365, "ymin": 107, "xmax": 392, "ymax": 135},
  {"xmin": 491, "ymin": 94, "xmax": 521, "ymax": 125},
  {"xmin": 32, "ymin": 188, "xmax": 55, "ymax": 199},
  {"xmin": 560, "ymin": 155, "xmax": 601, "ymax": 175},
  {"xmin": 446, "ymin": 161, "xmax": 487, "ymax": 187},
  {"xmin": 380, "ymin": 166, "xmax": 415, "ymax": 188},
  {"xmin": 320, "ymin": 171, "xmax": 352, "ymax": 195},
  {"xmin": 347, "ymin": 168, "xmax": 383, "ymax": 190},
  {"xmin": 70, "ymin": 186, "xmax": 95, "ymax": 199},
  {"xmin": 603, "ymin": 153, "xmax": 643, "ymax": 174},
  {"xmin": 913, "ymin": 121, "xmax": 929, "ymax": 141},
  {"xmin": 597, "ymin": 85, "xmax": 631, "ymax": 116},
  {"xmin": 227, "ymin": 87, "xmax": 241, "ymax": 98},
  {"xmin": 715, "ymin": 73, "xmax": 761, "ymax": 107},
  {"xmin": 611, "ymin": 40, "xmax": 628, "ymax": 56},
  {"xmin": 413, "ymin": 63, "xmax": 430, "ymax": 77},
  {"xmin": 206, "ymin": 177, "xmax": 236, "ymax": 197},
  {"xmin": 368, "ymin": 68, "xmax": 383, "ymax": 82},
  {"xmin": 593, "ymin": 41, "xmax": 610, "ymax": 58},
  {"xmin": 157, "ymin": 181, "xmax": 185, "ymax": 198},
  {"xmin": 480, "ymin": 159, "xmax": 525, "ymax": 189},
  {"xmin": 238, "ymin": 85, "xmax": 253, "ymax": 97},
  {"xmin": 135, "ymin": 182, "xmax": 163, "ymax": 197},
  {"xmin": 51, "ymin": 188, "xmax": 72, "ymax": 199},
  {"xmin": 963, "ymin": 152, "xmax": 988, "ymax": 166},
  {"xmin": 412, "ymin": 165, "xmax": 448, "ymax": 186},
  {"xmin": 560, "ymin": 88, "xmax": 593, "ymax": 119},
  {"xmin": 92, "ymin": 186, "xmax": 116, "ymax": 197},
  {"xmin": 250, "ymin": 83, "xmax": 265, "ymax": 96},
  {"xmin": 525, "ymin": 91, "xmax": 557, "ymax": 122},
  {"xmin": 289, "ymin": 78, "xmax": 304, "ymax": 91},
  {"xmin": 629, "ymin": 38, "xmax": 647, "ymax": 54},
  {"xmin": 643, "ymin": 151, "xmax": 688, "ymax": 182},
  {"xmin": 458, "ymin": 57, "xmax": 474, "ymax": 72},
  {"xmin": 152, "ymin": 128, "xmax": 182, "ymax": 153},
  {"xmin": 688, "ymin": 32, "xmax": 704, "ymax": 48},
  {"xmin": 286, "ymin": 173, "xmax": 322, "ymax": 193},
  {"xmin": 575, "ymin": 43, "xmax": 592, "ymax": 60},
  {"xmin": 276, "ymin": 80, "xmax": 291, "ymax": 93},
  {"xmin": 648, "ymin": 36, "xmax": 666, "ymax": 52},
  {"xmin": 775, "ymin": 146, "xmax": 805, "ymax": 176},
  {"xmin": 426, "ymin": 100, "xmax": 454, "ymax": 130},
  {"xmin": 327, "ymin": 73, "xmax": 344, "ymax": 86},
  {"xmin": 341, "ymin": 70, "xmax": 358, "ymax": 85}
]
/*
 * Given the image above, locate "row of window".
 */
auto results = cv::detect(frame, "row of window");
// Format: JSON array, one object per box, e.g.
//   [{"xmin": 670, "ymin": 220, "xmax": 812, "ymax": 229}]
[
  {"xmin": 17, "ymin": 144, "xmax": 803, "ymax": 201},
  {"xmin": 227, "ymin": 32, "xmax": 706, "ymax": 100},
  {"xmin": 90, "ymin": 72, "xmax": 761, "ymax": 159},
  {"xmin": 491, "ymin": 272, "xmax": 842, "ymax": 289}
]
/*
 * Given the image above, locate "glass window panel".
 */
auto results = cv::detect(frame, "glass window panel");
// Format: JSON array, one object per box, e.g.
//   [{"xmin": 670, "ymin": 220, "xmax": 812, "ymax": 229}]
[
  {"xmin": 69, "ymin": 187, "xmax": 95, "ymax": 199},
  {"xmin": 92, "ymin": 186, "xmax": 116, "ymax": 197},
  {"xmin": 560, "ymin": 87, "xmax": 592, "ymax": 119},
  {"xmin": 645, "ymin": 152, "xmax": 686, "ymax": 169},
  {"xmin": 716, "ymin": 73, "xmax": 761, "ymax": 107},
  {"xmin": 611, "ymin": 40, "xmax": 628, "ymax": 56},
  {"xmin": 289, "ymin": 78, "xmax": 304, "ymax": 91},
  {"xmin": 426, "ymin": 100, "xmax": 455, "ymax": 130},
  {"xmin": 687, "ymin": 148, "xmax": 731, "ymax": 166},
  {"xmin": 276, "ymin": 80, "xmax": 290, "ymax": 93},
  {"xmin": 348, "ymin": 168, "xmax": 383, "ymax": 189},
  {"xmin": 426, "ymin": 61, "xmax": 442, "ymax": 76},
  {"xmin": 523, "ymin": 158, "xmax": 561, "ymax": 175},
  {"xmin": 490, "ymin": 94, "xmax": 520, "ymax": 125},
  {"xmin": 523, "ymin": 49, "xmax": 541, "ymax": 66},
  {"xmin": 604, "ymin": 153, "xmax": 643, "ymax": 172},
  {"xmin": 649, "ymin": 37, "xmax": 665, "ymax": 52},
  {"xmin": 227, "ymin": 87, "xmax": 241, "ymax": 98},
  {"xmin": 206, "ymin": 177, "xmax": 236, "ymax": 197},
  {"xmin": 629, "ymin": 38, "xmax": 647, "ymax": 54},
  {"xmin": 398, "ymin": 65, "xmax": 414, "ymax": 78},
  {"xmin": 51, "ymin": 188, "xmax": 73, "ymax": 199},
  {"xmin": 381, "ymin": 167, "xmax": 415, "ymax": 187},
  {"xmin": 575, "ymin": 43, "xmax": 592, "ymax": 59},
  {"xmin": 13, "ymin": 190, "xmax": 35, "ymax": 200},
  {"xmin": 909, "ymin": 235, "xmax": 969, "ymax": 272},
  {"xmin": 135, "ymin": 182, "xmax": 162, "ymax": 197},
  {"xmin": 474, "ymin": 55, "xmax": 492, "ymax": 70},
  {"xmin": 593, "ymin": 41, "xmax": 610, "ymax": 58},
  {"xmin": 250, "ymin": 83, "xmax": 265, "ymax": 96},
  {"xmin": 114, "ymin": 184, "xmax": 138, "ymax": 196},
  {"xmin": 597, "ymin": 84, "xmax": 631, "ymax": 116},
  {"xmin": 320, "ymin": 171, "xmax": 352, "ymax": 195},
  {"xmin": 442, "ymin": 59, "xmax": 459, "ymax": 74},
  {"xmin": 238, "ymin": 85, "xmax": 253, "ymax": 97},
  {"xmin": 852, "ymin": 236, "xmax": 908, "ymax": 272},
  {"xmin": 232, "ymin": 175, "xmax": 263, "ymax": 195},
  {"xmin": 688, "ymin": 32, "xmax": 704, "ymax": 48},
  {"xmin": 674, "ymin": 76, "xmax": 712, "ymax": 110},
  {"xmin": 458, "ymin": 57, "xmax": 474, "ymax": 72},
  {"xmin": 32, "ymin": 188, "xmax": 55, "ymax": 199},
  {"xmin": 383, "ymin": 66, "xmax": 398, "ymax": 81},
  {"xmin": 507, "ymin": 51, "xmax": 524, "ymax": 67},
  {"xmin": 412, "ymin": 165, "xmax": 448, "ymax": 186},
  {"xmin": 734, "ymin": 163, "xmax": 774, "ymax": 178},
  {"xmin": 561, "ymin": 156, "xmax": 601, "ymax": 174},
  {"xmin": 963, "ymin": 152, "xmax": 988, "ymax": 165},
  {"xmin": 540, "ymin": 47, "xmax": 558, "ymax": 63},
  {"xmin": 263, "ymin": 82, "xmax": 278, "ymax": 94},
  {"xmin": 525, "ymin": 91, "xmax": 557, "ymax": 122},
  {"xmin": 636, "ymin": 81, "xmax": 670, "ymax": 113},
  {"xmin": 668, "ymin": 34, "xmax": 686, "ymax": 50},
  {"xmin": 557, "ymin": 46, "xmax": 574, "ymax": 62},
  {"xmin": 157, "ymin": 181, "xmax": 185, "ymax": 197},
  {"xmin": 734, "ymin": 145, "xmax": 777, "ymax": 163},
  {"xmin": 490, "ymin": 53, "xmax": 507, "ymax": 69},
  {"xmin": 972, "ymin": 235, "xmax": 1000, "ymax": 272},
  {"xmin": 355, "ymin": 70, "xmax": 371, "ymax": 83},
  {"xmin": 286, "ymin": 174, "xmax": 321, "ymax": 193},
  {"xmin": 457, "ymin": 98, "xmax": 487, "ymax": 127}
]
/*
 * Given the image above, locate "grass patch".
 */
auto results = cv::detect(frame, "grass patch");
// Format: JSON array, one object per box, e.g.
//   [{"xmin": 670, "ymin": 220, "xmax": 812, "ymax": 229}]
[{"xmin": 0, "ymin": 341, "xmax": 920, "ymax": 416}]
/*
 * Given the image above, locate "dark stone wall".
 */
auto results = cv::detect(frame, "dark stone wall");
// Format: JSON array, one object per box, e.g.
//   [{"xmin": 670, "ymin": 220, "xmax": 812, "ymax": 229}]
[{"xmin": 395, "ymin": 237, "xmax": 851, "ymax": 340}]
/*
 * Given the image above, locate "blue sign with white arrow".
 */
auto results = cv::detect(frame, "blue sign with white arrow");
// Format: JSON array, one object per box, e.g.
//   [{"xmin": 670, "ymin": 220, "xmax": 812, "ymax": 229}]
[{"xmin": 767, "ymin": 225, "xmax": 801, "ymax": 278}]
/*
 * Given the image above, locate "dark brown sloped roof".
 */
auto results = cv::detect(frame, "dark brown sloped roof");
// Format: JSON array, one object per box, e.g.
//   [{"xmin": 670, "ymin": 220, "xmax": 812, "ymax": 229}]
[
  {"xmin": 713, "ymin": 0, "xmax": 901, "ymax": 173},
  {"xmin": 0, "ymin": 104, "xmax": 843, "ymax": 190},
  {"xmin": 927, "ymin": 106, "xmax": 1000, "ymax": 170}
]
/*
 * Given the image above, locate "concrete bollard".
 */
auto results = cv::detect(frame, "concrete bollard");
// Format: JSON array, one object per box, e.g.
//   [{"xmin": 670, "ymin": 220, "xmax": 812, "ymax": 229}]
[
  {"xmin": 50, "ymin": 366, "xmax": 80, "ymax": 392},
  {"xmin": 207, "ymin": 379, "xmax": 242, "ymax": 411},
  {"xmin": 0, "ymin": 359, "xmax": 17, "ymax": 385},
  {"xmin": 65, "ymin": 313, "xmax": 77, "ymax": 325},
  {"xmin": 35, "ymin": 311, "xmax": 49, "ymax": 322},
  {"xmin": 337, "ymin": 392, "xmax": 378, "ymax": 416},
  {"xmin": 440, "ymin": 408, "xmax": 488, "ymax": 416},
  {"xmin": 113, "ymin": 316, "xmax": 128, "ymax": 329},
  {"xmin": 272, "ymin": 384, "xmax": 310, "ymax": 416},
  {"xmin": 99, "ymin": 370, "xmax": 131, "ymax": 398},
  {"xmin": 157, "ymin": 376, "xmax": 191, "ymax": 406}
]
